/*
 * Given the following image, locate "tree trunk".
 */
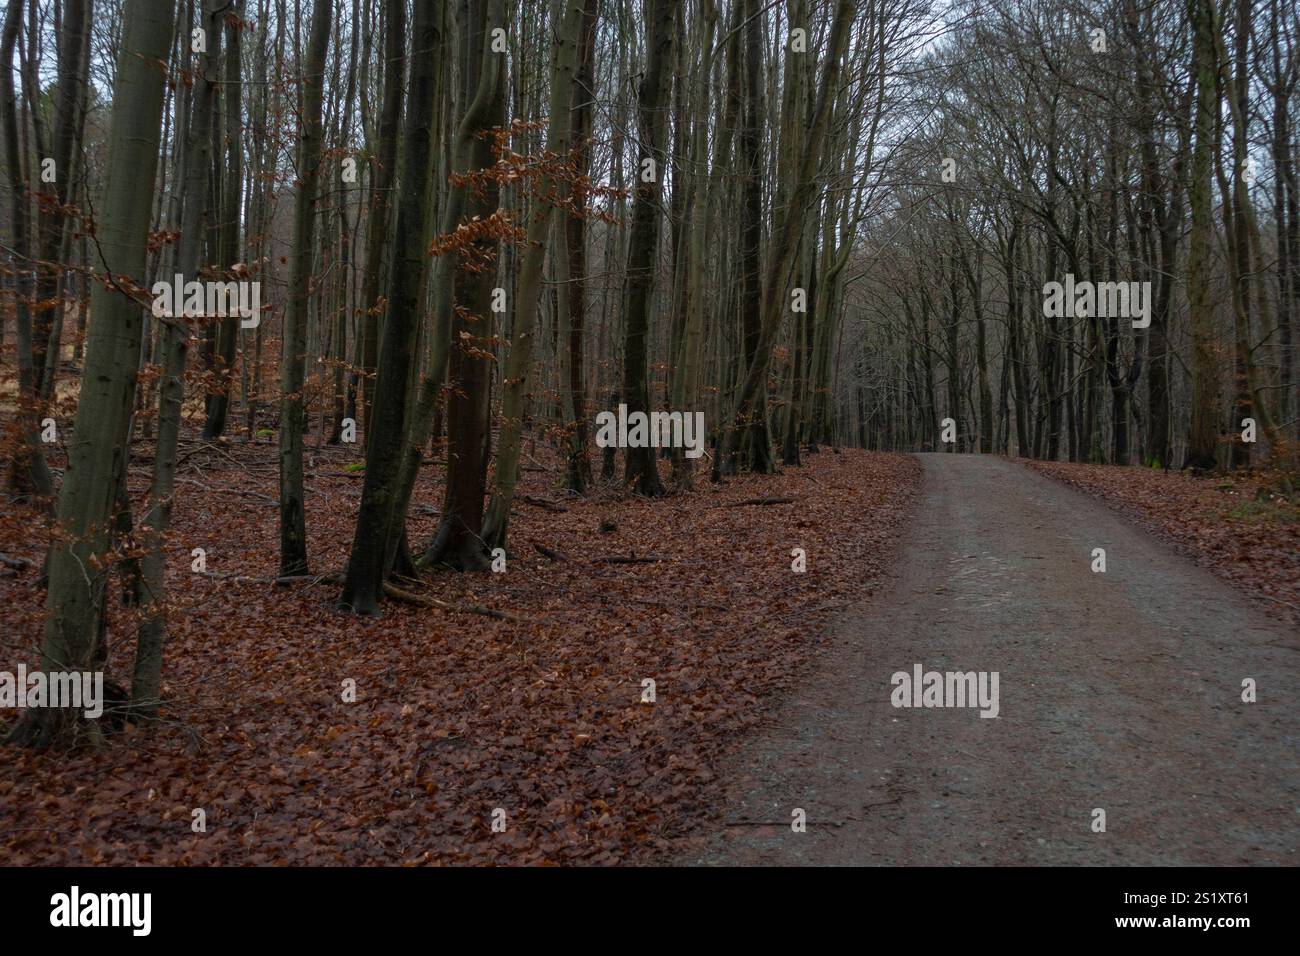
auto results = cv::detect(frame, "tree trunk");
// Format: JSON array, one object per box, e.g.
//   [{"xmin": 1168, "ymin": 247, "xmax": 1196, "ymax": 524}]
[
  {"xmin": 424, "ymin": 0, "xmax": 506, "ymax": 568},
  {"xmin": 358, "ymin": 0, "xmax": 404, "ymax": 434},
  {"xmin": 342, "ymin": 0, "xmax": 444, "ymax": 614},
  {"xmin": 560, "ymin": 0, "xmax": 600, "ymax": 494},
  {"xmin": 134, "ymin": 0, "xmax": 225, "ymax": 718},
  {"xmin": 1185, "ymin": 0, "xmax": 1219, "ymax": 472},
  {"xmin": 618, "ymin": 0, "xmax": 678, "ymax": 497},
  {"xmin": 279, "ymin": 0, "xmax": 332, "ymax": 575},
  {"xmin": 202, "ymin": 1, "xmax": 244, "ymax": 440},
  {"xmin": 8, "ymin": 0, "xmax": 176, "ymax": 749},
  {"xmin": 482, "ymin": 0, "xmax": 585, "ymax": 550}
]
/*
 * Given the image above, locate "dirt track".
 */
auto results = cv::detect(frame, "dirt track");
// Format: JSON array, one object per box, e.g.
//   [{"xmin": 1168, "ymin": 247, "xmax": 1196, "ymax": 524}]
[{"xmin": 697, "ymin": 453, "xmax": 1299, "ymax": 865}]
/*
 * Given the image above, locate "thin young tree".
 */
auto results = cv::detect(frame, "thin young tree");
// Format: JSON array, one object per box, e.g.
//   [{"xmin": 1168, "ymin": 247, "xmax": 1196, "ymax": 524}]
[
  {"xmin": 279, "ymin": 0, "xmax": 333, "ymax": 575},
  {"xmin": 134, "ymin": 0, "xmax": 226, "ymax": 718},
  {"xmin": 619, "ymin": 0, "xmax": 678, "ymax": 497},
  {"xmin": 482, "ymin": 0, "xmax": 586, "ymax": 550}
]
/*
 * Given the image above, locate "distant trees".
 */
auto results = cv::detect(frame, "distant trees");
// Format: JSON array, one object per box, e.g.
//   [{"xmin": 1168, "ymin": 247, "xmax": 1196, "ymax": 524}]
[
  {"xmin": 135, "ymin": 0, "xmax": 227, "ymax": 719},
  {"xmin": 849, "ymin": 0, "xmax": 1297, "ymax": 473},
  {"xmin": 1, "ymin": 0, "xmax": 58, "ymax": 500},
  {"xmin": 482, "ymin": 0, "xmax": 586, "ymax": 546}
]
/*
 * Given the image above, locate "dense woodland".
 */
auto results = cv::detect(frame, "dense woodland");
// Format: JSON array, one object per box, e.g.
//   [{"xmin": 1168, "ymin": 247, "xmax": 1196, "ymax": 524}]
[{"xmin": 1, "ymin": 0, "xmax": 1297, "ymax": 749}]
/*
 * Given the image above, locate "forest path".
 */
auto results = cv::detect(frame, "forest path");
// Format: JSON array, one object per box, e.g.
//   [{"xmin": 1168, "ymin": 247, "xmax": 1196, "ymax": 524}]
[{"xmin": 694, "ymin": 453, "xmax": 1298, "ymax": 865}]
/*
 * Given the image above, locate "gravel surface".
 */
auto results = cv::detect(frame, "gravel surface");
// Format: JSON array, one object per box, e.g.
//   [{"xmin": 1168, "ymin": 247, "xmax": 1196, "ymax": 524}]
[{"xmin": 696, "ymin": 453, "xmax": 1299, "ymax": 865}]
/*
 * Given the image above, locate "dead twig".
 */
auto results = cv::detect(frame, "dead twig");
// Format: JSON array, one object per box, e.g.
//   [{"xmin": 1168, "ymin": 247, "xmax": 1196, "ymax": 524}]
[
  {"xmin": 591, "ymin": 552, "xmax": 670, "ymax": 565},
  {"xmin": 381, "ymin": 582, "xmax": 528, "ymax": 623}
]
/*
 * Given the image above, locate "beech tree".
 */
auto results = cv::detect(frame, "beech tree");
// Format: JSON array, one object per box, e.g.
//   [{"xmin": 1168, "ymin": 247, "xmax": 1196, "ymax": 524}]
[
  {"xmin": 279, "ymin": 0, "xmax": 332, "ymax": 575},
  {"xmin": 8, "ymin": 0, "xmax": 176, "ymax": 747},
  {"xmin": 342, "ymin": 0, "xmax": 440, "ymax": 614},
  {"xmin": 619, "ymin": 0, "xmax": 677, "ymax": 496}
]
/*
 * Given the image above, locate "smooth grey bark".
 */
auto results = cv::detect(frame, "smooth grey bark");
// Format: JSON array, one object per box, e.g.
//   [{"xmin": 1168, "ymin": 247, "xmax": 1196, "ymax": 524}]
[
  {"xmin": 8, "ymin": 0, "xmax": 176, "ymax": 749},
  {"xmin": 279, "ymin": 0, "xmax": 332, "ymax": 575},
  {"xmin": 342, "ymin": 0, "xmax": 445, "ymax": 615}
]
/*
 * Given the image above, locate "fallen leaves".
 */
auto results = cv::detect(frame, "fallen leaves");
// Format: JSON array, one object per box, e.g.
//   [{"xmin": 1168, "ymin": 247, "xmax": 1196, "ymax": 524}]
[{"xmin": 0, "ymin": 439, "xmax": 918, "ymax": 865}]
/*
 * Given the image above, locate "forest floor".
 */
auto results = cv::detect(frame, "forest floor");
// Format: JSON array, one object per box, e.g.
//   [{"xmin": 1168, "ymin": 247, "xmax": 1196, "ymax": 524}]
[
  {"xmin": 0, "ymin": 433, "xmax": 920, "ymax": 864},
  {"xmin": 693, "ymin": 454, "xmax": 1298, "ymax": 865}
]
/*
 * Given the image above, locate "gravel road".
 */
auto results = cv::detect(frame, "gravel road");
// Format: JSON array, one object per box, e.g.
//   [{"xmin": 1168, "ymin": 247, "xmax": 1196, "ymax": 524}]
[{"xmin": 698, "ymin": 453, "xmax": 1299, "ymax": 865}]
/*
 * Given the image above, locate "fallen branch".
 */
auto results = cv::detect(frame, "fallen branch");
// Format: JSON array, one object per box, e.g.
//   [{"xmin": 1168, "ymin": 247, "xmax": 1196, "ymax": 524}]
[
  {"xmin": 592, "ymin": 552, "xmax": 670, "ymax": 565},
  {"xmin": 196, "ymin": 570, "xmax": 278, "ymax": 585},
  {"xmin": 381, "ymin": 582, "xmax": 528, "ymax": 623},
  {"xmin": 0, "ymin": 553, "xmax": 36, "ymax": 570},
  {"xmin": 195, "ymin": 570, "xmax": 343, "ymax": 587},
  {"xmin": 724, "ymin": 496, "xmax": 796, "ymax": 507},
  {"xmin": 275, "ymin": 572, "xmax": 344, "ymax": 587},
  {"xmin": 533, "ymin": 543, "xmax": 569, "ymax": 562},
  {"xmin": 519, "ymin": 495, "xmax": 568, "ymax": 513},
  {"xmin": 175, "ymin": 477, "xmax": 277, "ymax": 505}
]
